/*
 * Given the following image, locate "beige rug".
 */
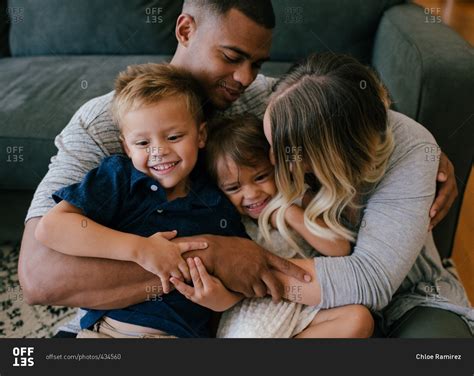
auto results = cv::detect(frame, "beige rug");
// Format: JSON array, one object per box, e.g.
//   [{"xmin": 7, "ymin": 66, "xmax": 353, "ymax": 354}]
[{"xmin": 0, "ymin": 244, "xmax": 77, "ymax": 338}]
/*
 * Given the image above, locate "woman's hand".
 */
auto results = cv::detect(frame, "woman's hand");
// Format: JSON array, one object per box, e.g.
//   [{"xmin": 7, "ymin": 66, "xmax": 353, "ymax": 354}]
[
  {"xmin": 170, "ymin": 257, "xmax": 243, "ymax": 312},
  {"xmin": 134, "ymin": 231, "xmax": 208, "ymax": 294}
]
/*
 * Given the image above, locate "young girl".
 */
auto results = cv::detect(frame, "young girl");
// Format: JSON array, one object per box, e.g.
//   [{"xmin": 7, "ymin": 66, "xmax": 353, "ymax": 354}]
[{"xmin": 171, "ymin": 114, "xmax": 374, "ymax": 338}]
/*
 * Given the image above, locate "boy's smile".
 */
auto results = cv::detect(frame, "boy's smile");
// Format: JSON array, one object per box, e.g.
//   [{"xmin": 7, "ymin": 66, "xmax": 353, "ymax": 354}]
[{"xmin": 120, "ymin": 96, "xmax": 206, "ymax": 200}]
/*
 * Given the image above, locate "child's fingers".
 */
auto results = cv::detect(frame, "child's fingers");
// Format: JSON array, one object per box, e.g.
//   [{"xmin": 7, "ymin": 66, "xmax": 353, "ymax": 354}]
[
  {"xmin": 153, "ymin": 230, "xmax": 178, "ymax": 240},
  {"xmin": 170, "ymin": 277, "xmax": 195, "ymax": 300},
  {"xmin": 169, "ymin": 269, "xmax": 184, "ymax": 282},
  {"xmin": 160, "ymin": 274, "xmax": 171, "ymax": 294},
  {"xmin": 178, "ymin": 260, "xmax": 191, "ymax": 282},
  {"xmin": 178, "ymin": 241, "xmax": 208, "ymax": 254},
  {"xmin": 187, "ymin": 258, "xmax": 203, "ymax": 290},
  {"xmin": 193, "ymin": 257, "xmax": 212, "ymax": 287}
]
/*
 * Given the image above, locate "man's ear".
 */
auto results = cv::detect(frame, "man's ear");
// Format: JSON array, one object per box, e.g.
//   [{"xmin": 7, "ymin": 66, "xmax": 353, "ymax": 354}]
[
  {"xmin": 198, "ymin": 122, "xmax": 207, "ymax": 149},
  {"xmin": 175, "ymin": 14, "xmax": 197, "ymax": 47}
]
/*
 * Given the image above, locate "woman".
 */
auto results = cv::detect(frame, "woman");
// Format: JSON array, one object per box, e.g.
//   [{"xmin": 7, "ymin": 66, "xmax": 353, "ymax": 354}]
[{"xmin": 258, "ymin": 52, "xmax": 473, "ymax": 337}]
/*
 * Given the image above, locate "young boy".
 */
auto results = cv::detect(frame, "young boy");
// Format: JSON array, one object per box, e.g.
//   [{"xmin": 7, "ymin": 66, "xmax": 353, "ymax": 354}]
[{"xmin": 35, "ymin": 64, "xmax": 248, "ymax": 338}]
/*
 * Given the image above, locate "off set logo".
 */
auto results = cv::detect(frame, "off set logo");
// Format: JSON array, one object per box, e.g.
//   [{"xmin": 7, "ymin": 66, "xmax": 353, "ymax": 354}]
[{"xmin": 12, "ymin": 347, "xmax": 35, "ymax": 367}]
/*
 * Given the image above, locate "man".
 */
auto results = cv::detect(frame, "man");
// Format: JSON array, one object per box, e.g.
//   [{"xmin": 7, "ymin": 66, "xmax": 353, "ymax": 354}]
[{"xmin": 18, "ymin": 0, "xmax": 461, "ymax": 337}]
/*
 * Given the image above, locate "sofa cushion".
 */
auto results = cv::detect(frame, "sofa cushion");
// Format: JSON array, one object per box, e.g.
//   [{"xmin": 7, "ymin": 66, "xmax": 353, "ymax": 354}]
[
  {"xmin": 0, "ymin": 55, "xmax": 171, "ymax": 190},
  {"xmin": 270, "ymin": 0, "xmax": 405, "ymax": 63},
  {"xmin": 8, "ymin": 0, "xmax": 182, "ymax": 56}
]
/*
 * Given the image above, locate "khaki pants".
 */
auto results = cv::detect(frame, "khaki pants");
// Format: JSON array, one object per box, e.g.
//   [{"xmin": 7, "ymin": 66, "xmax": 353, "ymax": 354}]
[{"xmin": 77, "ymin": 318, "xmax": 177, "ymax": 339}]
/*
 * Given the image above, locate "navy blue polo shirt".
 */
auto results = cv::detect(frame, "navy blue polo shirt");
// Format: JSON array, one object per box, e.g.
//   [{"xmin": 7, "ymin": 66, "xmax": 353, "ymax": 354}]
[{"xmin": 52, "ymin": 155, "xmax": 248, "ymax": 338}]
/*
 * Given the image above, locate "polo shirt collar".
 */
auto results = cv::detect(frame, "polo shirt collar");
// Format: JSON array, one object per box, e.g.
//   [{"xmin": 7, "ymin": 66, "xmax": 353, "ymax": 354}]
[{"xmin": 129, "ymin": 161, "xmax": 221, "ymax": 208}]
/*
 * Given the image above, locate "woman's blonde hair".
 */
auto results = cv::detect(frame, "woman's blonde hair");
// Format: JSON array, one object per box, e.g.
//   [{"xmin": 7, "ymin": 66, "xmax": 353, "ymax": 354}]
[{"xmin": 260, "ymin": 53, "xmax": 394, "ymax": 246}]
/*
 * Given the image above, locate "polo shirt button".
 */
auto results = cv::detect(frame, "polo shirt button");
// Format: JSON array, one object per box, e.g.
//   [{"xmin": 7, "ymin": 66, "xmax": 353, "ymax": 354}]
[
  {"xmin": 150, "ymin": 184, "xmax": 158, "ymax": 191},
  {"xmin": 156, "ymin": 209, "xmax": 164, "ymax": 214}
]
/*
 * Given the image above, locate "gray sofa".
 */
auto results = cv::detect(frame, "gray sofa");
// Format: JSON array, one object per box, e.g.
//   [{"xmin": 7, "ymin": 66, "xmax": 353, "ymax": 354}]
[{"xmin": 0, "ymin": 0, "xmax": 473, "ymax": 323}]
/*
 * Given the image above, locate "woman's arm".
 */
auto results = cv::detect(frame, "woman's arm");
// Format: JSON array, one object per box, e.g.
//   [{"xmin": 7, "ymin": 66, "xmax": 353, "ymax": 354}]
[
  {"xmin": 274, "ymin": 258, "xmax": 321, "ymax": 306},
  {"xmin": 273, "ymin": 116, "xmax": 440, "ymax": 311},
  {"xmin": 284, "ymin": 205, "xmax": 351, "ymax": 256},
  {"xmin": 313, "ymin": 119, "xmax": 440, "ymax": 311}
]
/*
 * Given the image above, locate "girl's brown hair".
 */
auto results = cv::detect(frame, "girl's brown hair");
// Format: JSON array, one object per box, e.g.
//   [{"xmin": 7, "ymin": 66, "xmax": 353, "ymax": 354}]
[{"xmin": 206, "ymin": 114, "xmax": 270, "ymax": 184}]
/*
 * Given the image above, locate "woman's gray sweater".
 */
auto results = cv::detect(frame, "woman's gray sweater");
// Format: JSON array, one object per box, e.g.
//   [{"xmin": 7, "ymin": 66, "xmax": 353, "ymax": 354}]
[{"xmin": 315, "ymin": 110, "xmax": 473, "ymax": 334}]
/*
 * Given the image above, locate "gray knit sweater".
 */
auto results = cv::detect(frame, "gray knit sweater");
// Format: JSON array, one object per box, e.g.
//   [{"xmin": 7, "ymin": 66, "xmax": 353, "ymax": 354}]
[{"xmin": 315, "ymin": 110, "xmax": 473, "ymax": 334}]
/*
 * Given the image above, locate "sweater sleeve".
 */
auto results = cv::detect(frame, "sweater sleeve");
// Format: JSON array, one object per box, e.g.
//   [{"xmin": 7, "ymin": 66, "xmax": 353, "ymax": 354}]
[{"xmin": 315, "ymin": 112, "xmax": 440, "ymax": 311}]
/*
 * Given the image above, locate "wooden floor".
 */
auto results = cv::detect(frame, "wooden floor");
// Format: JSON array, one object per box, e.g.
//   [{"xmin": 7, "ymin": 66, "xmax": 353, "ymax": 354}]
[
  {"xmin": 414, "ymin": 0, "xmax": 474, "ymax": 45},
  {"xmin": 413, "ymin": 0, "xmax": 474, "ymax": 302},
  {"xmin": 453, "ymin": 168, "xmax": 474, "ymax": 302}
]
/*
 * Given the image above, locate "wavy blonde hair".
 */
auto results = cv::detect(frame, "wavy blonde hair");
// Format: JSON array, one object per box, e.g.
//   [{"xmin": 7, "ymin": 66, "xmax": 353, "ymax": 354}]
[{"xmin": 259, "ymin": 53, "xmax": 394, "ymax": 247}]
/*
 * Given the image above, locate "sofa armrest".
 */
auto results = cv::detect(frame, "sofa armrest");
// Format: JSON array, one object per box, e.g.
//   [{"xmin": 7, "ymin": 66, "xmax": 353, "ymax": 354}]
[{"xmin": 372, "ymin": 3, "xmax": 474, "ymax": 259}]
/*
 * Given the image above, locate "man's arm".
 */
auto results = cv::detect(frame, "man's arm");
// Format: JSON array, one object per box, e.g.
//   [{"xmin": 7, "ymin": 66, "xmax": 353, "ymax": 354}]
[
  {"xmin": 19, "ymin": 217, "xmax": 163, "ymax": 309},
  {"xmin": 179, "ymin": 235, "xmax": 312, "ymax": 301}
]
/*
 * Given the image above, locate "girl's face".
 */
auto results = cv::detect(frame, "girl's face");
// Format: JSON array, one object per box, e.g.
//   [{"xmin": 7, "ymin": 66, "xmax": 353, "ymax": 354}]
[{"xmin": 217, "ymin": 157, "xmax": 277, "ymax": 219}]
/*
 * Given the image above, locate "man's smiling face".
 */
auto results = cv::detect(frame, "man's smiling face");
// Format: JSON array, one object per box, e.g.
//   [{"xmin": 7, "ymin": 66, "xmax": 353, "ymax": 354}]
[{"xmin": 180, "ymin": 8, "xmax": 272, "ymax": 110}]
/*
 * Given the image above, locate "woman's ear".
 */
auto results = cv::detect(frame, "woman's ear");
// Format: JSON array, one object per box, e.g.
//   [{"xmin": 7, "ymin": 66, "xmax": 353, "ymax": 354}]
[
  {"xmin": 175, "ymin": 14, "xmax": 197, "ymax": 47},
  {"xmin": 198, "ymin": 122, "xmax": 207, "ymax": 149}
]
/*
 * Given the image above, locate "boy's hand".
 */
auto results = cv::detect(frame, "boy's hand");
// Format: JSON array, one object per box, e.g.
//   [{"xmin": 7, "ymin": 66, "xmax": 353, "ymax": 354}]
[
  {"xmin": 135, "ymin": 231, "xmax": 208, "ymax": 294},
  {"xmin": 170, "ymin": 257, "xmax": 242, "ymax": 312}
]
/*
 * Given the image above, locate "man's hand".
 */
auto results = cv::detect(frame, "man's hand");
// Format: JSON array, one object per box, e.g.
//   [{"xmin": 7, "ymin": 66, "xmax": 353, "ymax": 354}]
[
  {"xmin": 429, "ymin": 152, "xmax": 458, "ymax": 231},
  {"xmin": 175, "ymin": 235, "xmax": 312, "ymax": 302}
]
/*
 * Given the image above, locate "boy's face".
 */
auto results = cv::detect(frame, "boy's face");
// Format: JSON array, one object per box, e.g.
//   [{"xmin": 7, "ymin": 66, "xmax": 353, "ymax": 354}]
[
  {"xmin": 217, "ymin": 158, "xmax": 277, "ymax": 219},
  {"xmin": 121, "ymin": 96, "xmax": 206, "ymax": 197},
  {"xmin": 180, "ymin": 9, "xmax": 272, "ymax": 110}
]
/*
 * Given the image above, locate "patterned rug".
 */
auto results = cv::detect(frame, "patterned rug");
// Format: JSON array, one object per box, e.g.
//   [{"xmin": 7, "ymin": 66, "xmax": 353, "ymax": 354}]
[{"xmin": 0, "ymin": 244, "xmax": 77, "ymax": 338}]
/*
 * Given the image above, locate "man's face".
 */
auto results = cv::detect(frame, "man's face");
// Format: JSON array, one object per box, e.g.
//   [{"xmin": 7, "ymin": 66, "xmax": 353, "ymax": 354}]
[
  {"xmin": 121, "ymin": 96, "xmax": 206, "ymax": 199},
  {"xmin": 185, "ymin": 9, "xmax": 272, "ymax": 110}
]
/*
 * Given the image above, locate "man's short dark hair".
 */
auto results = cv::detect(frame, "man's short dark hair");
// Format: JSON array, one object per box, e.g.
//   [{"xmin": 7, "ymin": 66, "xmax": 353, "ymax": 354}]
[{"xmin": 183, "ymin": 0, "xmax": 275, "ymax": 29}]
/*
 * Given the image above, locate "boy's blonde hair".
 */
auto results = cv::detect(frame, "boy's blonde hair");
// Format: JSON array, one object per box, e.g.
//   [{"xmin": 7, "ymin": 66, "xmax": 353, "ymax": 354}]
[{"xmin": 111, "ymin": 63, "xmax": 206, "ymax": 128}]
